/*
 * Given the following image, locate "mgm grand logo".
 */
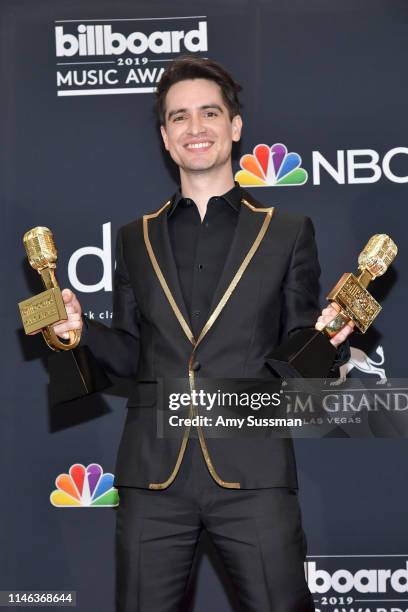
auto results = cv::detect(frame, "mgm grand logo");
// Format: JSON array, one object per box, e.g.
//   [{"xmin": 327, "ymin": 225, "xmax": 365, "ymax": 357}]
[{"xmin": 55, "ymin": 17, "xmax": 208, "ymax": 96}]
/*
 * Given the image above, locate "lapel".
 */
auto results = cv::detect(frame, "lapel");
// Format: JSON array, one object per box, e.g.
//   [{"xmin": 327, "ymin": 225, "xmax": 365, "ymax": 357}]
[
  {"xmin": 204, "ymin": 191, "xmax": 273, "ymax": 332},
  {"xmin": 143, "ymin": 200, "xmax": 194, "ymax": 345},
  {"xmin": 143, "ymin": 190, "xmax": 274, "ymax": 348}
]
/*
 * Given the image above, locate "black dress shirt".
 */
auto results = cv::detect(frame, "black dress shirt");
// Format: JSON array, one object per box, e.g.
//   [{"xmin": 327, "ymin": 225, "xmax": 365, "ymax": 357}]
[{"xmin": 167, "ymin": 182, "xmax": 241, "ymax": 339}]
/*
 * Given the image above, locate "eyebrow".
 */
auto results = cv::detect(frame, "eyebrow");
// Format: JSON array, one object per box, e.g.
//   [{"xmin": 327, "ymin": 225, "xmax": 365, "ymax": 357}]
[{"xmin": 167, "ymin": 104, "xmax": 224, "ymax": 120}]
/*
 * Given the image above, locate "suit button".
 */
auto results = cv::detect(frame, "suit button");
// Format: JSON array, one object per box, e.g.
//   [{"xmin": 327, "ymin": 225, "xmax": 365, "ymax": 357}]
[{"xmin": 191, "ymin": 361, "xmax": 201, "ymax": 371}]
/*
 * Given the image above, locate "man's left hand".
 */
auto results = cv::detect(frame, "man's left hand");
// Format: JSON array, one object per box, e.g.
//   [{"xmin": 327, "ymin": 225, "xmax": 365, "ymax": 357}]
[{"xmin": 315, "ymin": 304, "xmax": 354, "ymax": 348}]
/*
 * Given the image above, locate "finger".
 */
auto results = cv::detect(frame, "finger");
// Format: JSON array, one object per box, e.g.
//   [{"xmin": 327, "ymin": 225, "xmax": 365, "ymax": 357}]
[
  {"xmin": 315, "ymin": 317, "xmax": 325, "ymax": 331},
  {"xmin": 329, "ymin": 323, "xmax": 355, "ymax": 347},
  {"xmin": 62, "ymin": 289, "xmax": 82, "ymax": 315},
  {"xmin": 329, "ymin": 302, "xmax": 341, "ymax": 313},
  {"xmin": 317, "ymin": 303, "xmax": 340, "ymax": 324},
  {"xmin": 61, "ymin": 288, "xmax": 74, "ymax": 304},
  {"xmin": 53, "ymin": 320, "xmax": 82, "ymax": 335},
  {"xmin": 315, "ymin": 313, "xmax": 334, "ymax": 329},
  {"xmin": 325, "ymin": 306, "xmax": 342, "ymax": 320},
  {"xmin": 316, "ymin": 313, "xmax": 355, "ymax": 334}
]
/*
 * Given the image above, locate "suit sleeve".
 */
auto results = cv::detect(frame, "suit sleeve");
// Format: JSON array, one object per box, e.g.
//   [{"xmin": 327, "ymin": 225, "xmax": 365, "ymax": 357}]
[
  {"xmin": 279, "ymin": 216, "xmax": 321, "ymax": 341},
  {"xmin": 279, "ymin": 216, "xmax": 351, "ymax": 374},
  {"xmin": 80, "ymin": 227, "xmax": 140, "ymax": 378}
]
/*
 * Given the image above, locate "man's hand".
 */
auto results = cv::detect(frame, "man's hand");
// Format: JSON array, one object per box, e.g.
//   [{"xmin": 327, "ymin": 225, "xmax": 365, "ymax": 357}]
[
  {"xmin": 52, "ymin": 289, "xmax": 83, "ymax": 340},
  {"xmin": 27, "ymin": 289, "xmax": 83, "ymax": 339},
  {"xmin": 315, "ymin": 303, "xmax": 354, "ymax": 348}
]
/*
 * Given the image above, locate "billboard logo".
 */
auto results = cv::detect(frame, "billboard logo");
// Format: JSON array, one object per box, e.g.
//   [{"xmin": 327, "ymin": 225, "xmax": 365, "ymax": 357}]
[
  {"xmin": 50, "ymin": 463, "xmax": 119, "ymax": 507},
  {"xmin": 55, "ymin": 17, "xmax": 208, "ymax": 97},
  {"xmin": 235, "ymin": 143, "xmax": 308, "ymax": 187},
  {"xmin": 55, "ymin": 22, "xmax": 207, "ymax": 57},
  {"xmin": 307, "ymin": 555, "xmax": 408, "ymax": 612},
  {"xmin": 307, "ymin": 560, "xmax": 408, "ymax": 594}
]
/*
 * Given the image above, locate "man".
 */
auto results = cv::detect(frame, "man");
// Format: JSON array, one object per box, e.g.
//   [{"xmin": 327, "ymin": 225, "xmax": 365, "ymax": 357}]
[{"xmin": 54, "ymin": 57, "xmax": 353, "ymax": 611}]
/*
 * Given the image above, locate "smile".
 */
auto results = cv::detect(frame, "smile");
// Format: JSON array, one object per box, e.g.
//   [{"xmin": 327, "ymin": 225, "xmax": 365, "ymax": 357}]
[{"xmin": 185, "ymin": 142, "xmax": 213, "ymax": 150}]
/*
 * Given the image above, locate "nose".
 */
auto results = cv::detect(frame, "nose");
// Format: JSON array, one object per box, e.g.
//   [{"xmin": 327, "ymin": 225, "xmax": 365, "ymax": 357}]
[{"xmin": 187, "ymin": 112, "xmax": 205, "ymax": 136}]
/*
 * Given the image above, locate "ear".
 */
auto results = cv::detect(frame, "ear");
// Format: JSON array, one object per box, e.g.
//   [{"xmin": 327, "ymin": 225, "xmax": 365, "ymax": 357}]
[
  {"xmin": 231, "ymin": 114, "xmax": 242, "ymax": 142},
  {"xmin": 160, "ymin": 124, "xmax": 169, "ymax": 151}
]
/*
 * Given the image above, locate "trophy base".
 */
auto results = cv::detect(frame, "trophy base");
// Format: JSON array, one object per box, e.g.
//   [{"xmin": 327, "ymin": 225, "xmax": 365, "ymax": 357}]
[
  {"xmin": 264, "ymin": 328, "xmax": 337, "ymax": 379},
  {"xmin": 48, "ymin": 345, "xmax": 111, "ymax": 405}
]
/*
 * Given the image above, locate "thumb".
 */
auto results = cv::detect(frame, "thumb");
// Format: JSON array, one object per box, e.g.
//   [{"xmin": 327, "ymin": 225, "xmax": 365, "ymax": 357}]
[{"xmin": 61, "ymin": 288, "xmax": 74, "ymax": 304}]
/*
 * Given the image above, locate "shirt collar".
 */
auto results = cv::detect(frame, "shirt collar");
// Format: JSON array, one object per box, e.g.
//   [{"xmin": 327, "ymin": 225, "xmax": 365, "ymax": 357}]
[{"xmin": 167, "ymin": 181, "xmax": 242, "ymax": 218}]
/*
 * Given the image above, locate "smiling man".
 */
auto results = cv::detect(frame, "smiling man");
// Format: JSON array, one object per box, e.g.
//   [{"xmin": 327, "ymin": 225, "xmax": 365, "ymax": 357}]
[{"xmin": 55, "ymin": 57, "xmax": 352, "ymax": 612}]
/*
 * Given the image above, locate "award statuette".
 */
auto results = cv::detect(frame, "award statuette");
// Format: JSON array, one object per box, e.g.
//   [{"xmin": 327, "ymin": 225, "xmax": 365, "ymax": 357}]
[
  {"xmin": 265, "ymin": 234, "xmax": 398, "ymax": 379},
  {"xmin": 18, "ymin": 227, "xmax": 111, "ymax": 404}
]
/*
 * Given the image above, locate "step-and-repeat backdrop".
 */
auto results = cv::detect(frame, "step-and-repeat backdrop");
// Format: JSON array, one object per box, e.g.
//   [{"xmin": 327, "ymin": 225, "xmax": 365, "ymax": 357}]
[{"xmin": 2, "ymin": 1, "xmax": 407, "ymax": 610}]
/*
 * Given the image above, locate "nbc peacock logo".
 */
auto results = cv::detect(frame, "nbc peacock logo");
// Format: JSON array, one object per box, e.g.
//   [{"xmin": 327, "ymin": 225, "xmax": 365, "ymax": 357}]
[
  {"xmin": 50, "ymin": 463, "xmax": 119, "ymax": 507},
  {"xmin": 235, "ymin": 143, "xmax": 308, "ymax": 187}
]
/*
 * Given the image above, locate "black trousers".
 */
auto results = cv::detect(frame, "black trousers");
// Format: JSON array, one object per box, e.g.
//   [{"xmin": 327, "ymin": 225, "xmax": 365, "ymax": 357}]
[{"xmin": 115, "ymin": 439, "xmax": 315, "ymax": 612}]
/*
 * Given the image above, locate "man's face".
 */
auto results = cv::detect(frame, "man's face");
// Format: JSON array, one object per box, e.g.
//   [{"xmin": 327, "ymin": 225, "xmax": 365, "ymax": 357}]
[{"xmin": 160, "ymin": 78, "xmax": 242, "ymax": 175}]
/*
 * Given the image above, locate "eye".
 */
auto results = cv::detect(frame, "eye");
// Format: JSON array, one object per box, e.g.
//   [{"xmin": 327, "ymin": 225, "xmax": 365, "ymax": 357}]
[
  {"xmin": 173, "ymin": 114, "xmax": 185, "ymax": 123},
  {"xmin": 204, "ymin": 110, "xmax": 218, "ymax": 118}
]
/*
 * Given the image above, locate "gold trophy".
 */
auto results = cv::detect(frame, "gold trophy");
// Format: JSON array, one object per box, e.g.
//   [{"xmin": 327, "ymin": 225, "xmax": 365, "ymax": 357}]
[
  {"xmin": 265, "ymin": 234, "xmax": 398, "ymax": 378},
  {"xmin": 19, "ymin": 227, "xmax": 110, "ymax": 404},
  {"xmin": 19, "ymin": 227, "xmax": 81, "ymax": 350}
]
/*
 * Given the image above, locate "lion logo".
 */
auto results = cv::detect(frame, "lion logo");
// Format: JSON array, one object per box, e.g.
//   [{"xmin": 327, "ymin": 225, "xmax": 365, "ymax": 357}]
[{"xmin": 331, "ymin": 345, "xmax": 387, "ymax": 386}]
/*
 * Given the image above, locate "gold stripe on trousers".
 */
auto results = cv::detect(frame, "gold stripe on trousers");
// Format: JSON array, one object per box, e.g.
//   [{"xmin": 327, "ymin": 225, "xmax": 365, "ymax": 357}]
[{"xmin": 143, "ymin": 199, "xmax": 274, "ymax": 489}]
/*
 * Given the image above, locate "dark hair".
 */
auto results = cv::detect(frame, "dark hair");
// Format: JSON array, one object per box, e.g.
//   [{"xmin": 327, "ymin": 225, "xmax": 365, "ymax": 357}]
[{"xmin": 156, "ymin": 56, "xmax": 242, "ymax": 125}]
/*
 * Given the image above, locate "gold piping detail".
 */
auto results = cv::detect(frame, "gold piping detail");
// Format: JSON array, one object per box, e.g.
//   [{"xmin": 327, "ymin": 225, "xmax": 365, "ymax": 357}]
[
  {"xmin": 143, "ymin": 201, "xmax": 194, "ymax": 489},
  {"xmin": 241, "ymin": 198, "xmax": 274, "ymax": 213},
  {"xmin": 143, "ymin": 202, "xmax": 195, "ymax": 345},
  {"xmin": 188, "ymin": 356, "xmax": 240, "ymax": 488},
  {"xmin": 191, "ymin": 200, "xmax": 274, "ymax": 487},
  {"xmin": 148, "ymin": 406, "xmax": 193, "ymax": 490},
  {"xmin": 195, "ymin": 202, "xmax": 274, "ymax": 347},
  {"xmin": 145, "ymin": 198, "xmax": 274, "ymax": 489}
]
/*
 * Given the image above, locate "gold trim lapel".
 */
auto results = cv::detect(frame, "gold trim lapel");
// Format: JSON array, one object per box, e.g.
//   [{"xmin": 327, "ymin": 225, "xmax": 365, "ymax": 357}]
[
  {"xmin": 143, "ymin": 202, "xmax": 195, "ymax": 345},
  {"xmin": 143, "ymin": 196, "xmax": 274, "ymax": 350},
  {"xmin": 145, "ymin": 194, "xmax": 274, "ymax": 491},
  {"xmin": 195, "ymin": 199, "xmax": 273, "ymax": 347}
]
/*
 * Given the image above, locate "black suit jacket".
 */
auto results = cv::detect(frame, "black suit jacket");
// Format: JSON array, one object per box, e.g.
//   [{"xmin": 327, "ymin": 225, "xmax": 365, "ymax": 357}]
[{"xmin": 82, "ymin": 190, "xmax": 345, "ymax": 489}]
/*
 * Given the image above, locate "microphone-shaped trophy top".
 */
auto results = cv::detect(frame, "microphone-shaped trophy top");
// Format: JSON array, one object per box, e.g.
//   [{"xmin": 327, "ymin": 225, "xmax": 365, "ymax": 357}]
[
  {"xmin": 23, "ymin": 226, "xmax": 58, "ymax": 271},
  {"xmin": 358, "ymin": 234, "xmax": 398, "ymax": 279}
]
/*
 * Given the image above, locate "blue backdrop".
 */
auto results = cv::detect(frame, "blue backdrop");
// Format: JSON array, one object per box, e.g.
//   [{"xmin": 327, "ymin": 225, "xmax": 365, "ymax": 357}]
[{"xmin": 2, "ymin": 1, "xmax": 407, "ymax": 610}]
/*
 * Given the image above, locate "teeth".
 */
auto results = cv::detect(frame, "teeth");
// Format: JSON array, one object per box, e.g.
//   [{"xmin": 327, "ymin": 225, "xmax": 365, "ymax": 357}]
[{"xmin": 186, "ymin": 142, "xmax": 211, "ymax": 149}]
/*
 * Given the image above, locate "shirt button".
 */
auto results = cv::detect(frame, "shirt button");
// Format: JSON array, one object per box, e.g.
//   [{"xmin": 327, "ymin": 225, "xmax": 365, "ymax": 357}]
[
  {"xmin": 198, "ymin": 264, "xmax": 204, "ymax": 271},
  {"xmin": 193, "ymin": 310, "xmax": 200, "ymax": 317},
  {"xmin": 191, "ymin": 361, "xmax": 201, "ymax": 371}
]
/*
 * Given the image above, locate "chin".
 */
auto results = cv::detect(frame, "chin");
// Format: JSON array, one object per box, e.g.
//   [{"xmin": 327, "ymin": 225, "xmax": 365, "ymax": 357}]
[{"xmin": 182, "ymin": 160, "xmax": 216, "ymax": 172}]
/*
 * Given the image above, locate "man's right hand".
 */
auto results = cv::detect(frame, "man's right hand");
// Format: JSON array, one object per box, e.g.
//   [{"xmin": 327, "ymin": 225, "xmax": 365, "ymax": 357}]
[{"xmin": 52, "ymin": 288, "xmax": 83, "ymax": 340}]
